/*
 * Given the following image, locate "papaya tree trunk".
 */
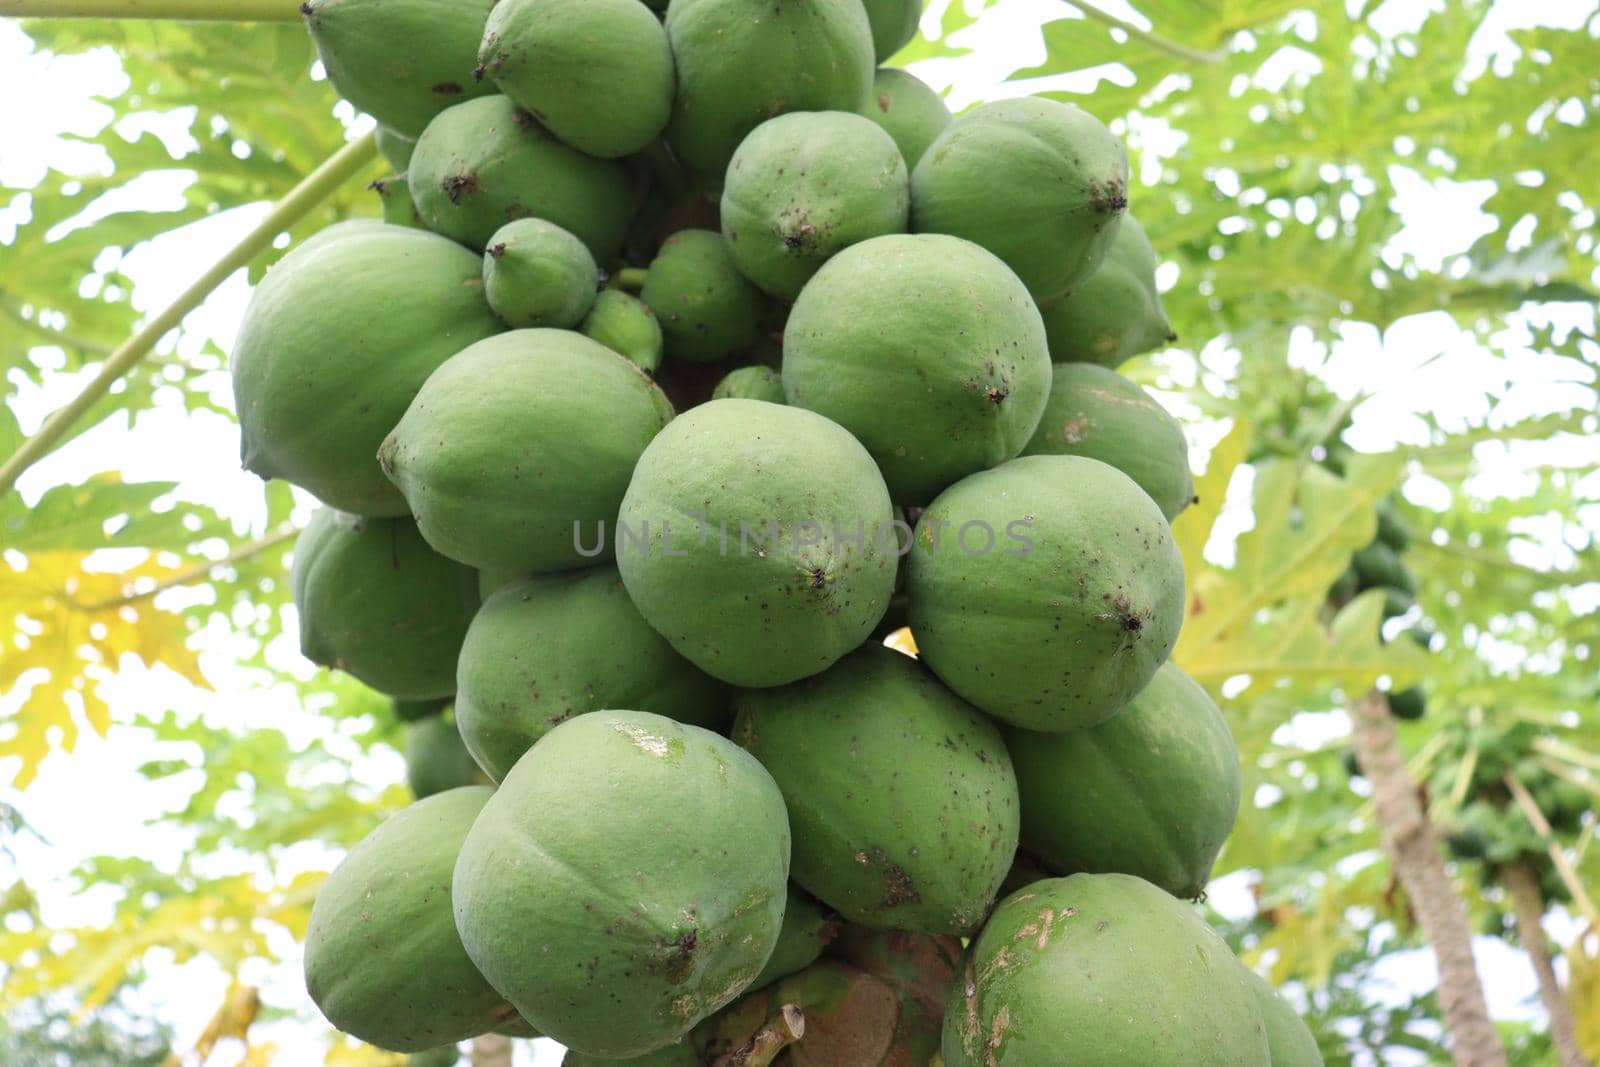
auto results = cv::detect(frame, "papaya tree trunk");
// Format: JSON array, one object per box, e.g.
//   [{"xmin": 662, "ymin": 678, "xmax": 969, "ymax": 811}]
[
  {"xmin": 1501, "ymin": 858, "xmax": 1591, "ymax": 1067},
  {"xmin": 1349, "ymin": 691, "xmax": 1507, "ymax": 1067},
  {"xmin": 471, "ymin": 1034, "xmax": 512, "ymax": 1067}
]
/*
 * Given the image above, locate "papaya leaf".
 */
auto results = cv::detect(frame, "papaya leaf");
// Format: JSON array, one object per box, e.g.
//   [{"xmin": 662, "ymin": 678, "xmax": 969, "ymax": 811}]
[{"xmin": 1170, "ymin": 418, "xmax": 1252, "ymax": 581}]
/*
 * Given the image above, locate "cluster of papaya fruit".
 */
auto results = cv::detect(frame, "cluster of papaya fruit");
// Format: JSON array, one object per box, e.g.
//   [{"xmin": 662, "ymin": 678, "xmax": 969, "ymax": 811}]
[{"xmin": 234, "ymin": 0, "xmax": 1326, "ymax": 1062}]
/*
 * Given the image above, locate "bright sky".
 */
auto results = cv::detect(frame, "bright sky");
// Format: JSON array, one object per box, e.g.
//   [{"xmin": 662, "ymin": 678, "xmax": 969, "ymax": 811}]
[{"xmin": 1, "ymin": 1, "xmax": 1597, "ymax": 1065}]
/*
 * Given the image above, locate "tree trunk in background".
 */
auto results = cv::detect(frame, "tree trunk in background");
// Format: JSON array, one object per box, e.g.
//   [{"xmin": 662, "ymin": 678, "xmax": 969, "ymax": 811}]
[
  {"xmin": 1349, "ymin": 691, "xmax": 1507, "ymax": 1067},
  {"xmin": 1501, "ymin": 858, "xmax": 1591, "ymax": 1067},
  {"xmin": 472, "ymin": 1033, "xmax": 513, "ymax": 1067}
]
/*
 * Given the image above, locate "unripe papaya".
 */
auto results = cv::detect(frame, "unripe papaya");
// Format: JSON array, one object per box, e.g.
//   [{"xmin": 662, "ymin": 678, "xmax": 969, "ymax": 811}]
[
  {"xmin": 409, "ymin": 95, "xmax": 631, "ymax": 257},
  {"xmin": 733, "ymin": 644, "xmax": 1020, "ymax": 934},
  {"xmin": 477, "ymin": 0, "xmax": 673, "ymax": 158},
  {"xmin": 942, "ymin": 874, "xmax": 1270, "ymax": 1066},
  {"xmin": 749, "ymin": 886, "xmax": 840, "ymax": 991},
  {"xmin": 616, "ymin": 399, "xmax": 898, "ymax": 687},
  {"xmin": 377, "ymin": 127, "xmax": 417, "ymax": 171},
  {"xmin": 1376, "ymin": 497, "xmax": 1411, "ymax": 550},
  {"xmin": 712, "ymin": 365, "xmax": 785, "ymax": 404},
  {"xmin": 1387, "ymin": 686, "xmax": 1426, "ymax": 720},
  {"xmin": 859, "ymin": 67, "xmax": 951, "ymax": 169},
  {"xmin": 379, "ymin": 329, "xmax": 674, "ymax": 573},
  {"xmin": 372, "ymin": 174, "xmax": 425, "ymax": 229},
  {"xmin": 452, "ymin": 711, "xmax": 791, "ymax": 1058},
  {"xmin": 912, "ymin": 97, "xmax": 1128, "ymax": 303},
  {"xmin": 664, "ymin": 0, "xmax": 875, "ymax": 178},
  {"xmin": 231, "ymin": 222, "xmax": 501, "ymax": 517},
  {"xmin": 783, "ymin": 233, "xmax": 1051, "ymax": 505},
  {"xmin": 1243, "ymin": 969, "xmax": 1324, "ymax": 1067},
  {"xmin": 404, "ymin": 713, "xmax": 487, "ymax": 798},
  {"xmin": 907, "ymin": 455, "xmax": 1185, "ymax": 731},
  {"xmin": 393, "ymin": 697, "xmax": 448, "ymax": 723},
  {"xmin": 1004, "ymin": 661, "xmax": 1240, "ymax": 899},
  {"xmin": 302, "ymin": 0, "xmax": 496, "ymax": 138},
  {"xmin": 404, "ymin": 1047, "xmax": 459, "ymax": 1067},
  {"xmin": 639, "ymin": 229, "xmax": 768, "ymax": 363},
  {"xmin": 721, "ymin": 111, "xmax": 910, "ymax": 302},
  {"xmin": 1037, "ymin": 213, "xmax": 1175, "ymax": 367},
  {"xmin": 290, "ymin": 510, "xmax": 479, "ymax": 700},
  {"xmin": 453, "ymin": 566, "xmax": 728, "ymax": 781},
  {"xmin": 1352, "ymin": 541, "xmax": 1416, "ymax": 595},
  {"xmin": 303, "ymin": 787, "xmax": 521, "ymax": 1051},
  {"xmin": 1020, "ymin": 362, "xmax": 1194, "ymax": 520},
  {"xmin": 861, "ymin": 0, "xmax": 922, "ymax": 61},
  {"xmin": 580, "ymin": 289, "xmax": 664, "ymax": 372},
  {"xmin": 480, "ymin": 218, "xmax": 598, "ymax": 328}
]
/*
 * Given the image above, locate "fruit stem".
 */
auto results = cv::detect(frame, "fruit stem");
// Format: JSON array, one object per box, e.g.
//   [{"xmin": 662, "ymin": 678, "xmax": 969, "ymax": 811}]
[
  {"xmin": 1064, "ymin": 1, "xmax": 1228, "ymax": 65},
  {"xmin": 713, "ymin": 1003, "xmax": 804, "ymax": 1067},
  {"xmin": 0, "ymin": 131, "xmax": 379, "ymax": 499},
  {"xmin": 0, "ymin": 0, "xmax": 301, "ymax": 19},
  {"xmin": 611, "ymin": 267, "xmax": 649, "ymax": 292}
]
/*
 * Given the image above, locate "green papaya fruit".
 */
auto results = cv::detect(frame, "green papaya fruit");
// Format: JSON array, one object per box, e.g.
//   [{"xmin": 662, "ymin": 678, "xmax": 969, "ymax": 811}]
[
  {"xmin": 664, "ymin": 0, "xmax": 875, "ymax": 178},
  {"xmin": 1387, "ymin": 686, "xmax": 1426, "ymax": 720},
  {"xmin": 616, "ymin": 399, "xmax": 898, "ymax": 686},
  {"xmin": 452, "ymin": 711, "xmax": 791, "ymax": 1058},
  {"xmin": 303, "ymin": 787, "xmax": 520, "ymax": 1051},
  {"xmin": 639, "ymin": 229, "xmax": 768, "ymax": 363},
  {"xmin": 454, "ymin": 566, "xmax": 729, "ymax": 781},
  {"xmin": 562, "ymin": 1044, "xmax": 698, "ymax": 1067},
  {"xmin": 733, "ymin": 644, "xmax": 1019, "ymax": 934},
  {"xmin": 943, "ymin": 874, "xmax": 1270, "ymax": 1066},
  {"xmin": 711, "ymin": 365, "xmax": 785, "ymax": 403},
  {"xmin": 1019, "ymin": 362, "xmax": 1194, "ymax": 520},
  {"xmin": 481, "ymin": 218, "xmax": 599, "ymax": 328},
  {"xmin": 404, "ymin": 1047, "xmax": 459, "ymax": 1067},
  {"xmin": 580, "ymin": 289, "xmax": 664, "ymax": 372},
  {"xmin": 409, "ymin": 95, "xmax": 632, "ymax": 257},
  {"xmin": 377, "ymin": 126, "xmax": 418, "ymax": 171},
  {"xmin": 290, "ymin": 510, "xmax": 479, "ymax": 699},
  {"xmin": 1242, "ymin": 969, "xmax": 1323, "ymax": 1067},
  {"xmin": 379, "ymin": 329, "xmax": 674, "ymax": 573},
  {"xmin": 1004, "ymin": 661, "xmax": 1239, "ymax": 899},
  {"xmin": 1352, "ymin": 541, "xmax": 1417, "ymax": 595},
  {"xmin": 231, "ymin": 222, "xmax": 501, "ymax": 516},
  {"xmin": 1037, "ymin": 213, "xmax": 1175, "ymax": 367},
  {"xmin": 393, "ymin": 697, "xmax": 448, "ymax": 722},
  {"xmin": 721, "ymin": 111, "xmax": 909, "ymax": 301},
  {"xmin": 782, "ymin": 233, "xmax": 1050, "ymax": 505},
  {"xmin": 859, "ymin": 67, "xmax": 951, "ymax": 170},
  {"xmin": 372, "ymin": 174, "xmax": 425, "ymax": 229},
  {"xmin": 302, "ymin": 0, "xmax": 496, "ymax": 138},
  {"xmin": 1381, "ymin": 586, "xmax": 1415, "ymax": 619},
  {"xmin": 1327, "ymin": 565, "xmax": 1359, "ymax": 603},
  {"xmin": 1376, "ymin": 497, "xmax": 1411, "ymax": 551},
  {"xmin": 912, "ymin": 97, "xmax": 1129, "ymax": 303},
  {"xmin": 748, "ymin": 886, "xmax": 840, "ymax": 992},
  {"xmin": 907, "ymin": 455, "xmax": 1185, "ymax": 731},
  {"xmin": 861, "ymin": 0, "xmax": 922, "ymax": 61},
  {"xmin": 478, "ymin": 0, "xmax": 674, "ymax": 158},
  {"xmin": 404, "ymin": 714, "xmax": 488, "ymax": 797}
]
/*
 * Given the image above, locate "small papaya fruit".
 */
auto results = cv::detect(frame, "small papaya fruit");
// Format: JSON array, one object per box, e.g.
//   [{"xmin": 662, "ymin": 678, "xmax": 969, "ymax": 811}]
[
  {"xmin": 942, "ymin": 874, "xmax": 1270, "ymax": 1066},
  {"xmin": 371, "ymin": 174, "xmax": 425, "ymax": 229},
  {"xmin": 639, "ymin": 229, "xmax": 768, "ymax": 363},
  {"xmin": 393, "ymin": 697, "xmax": 448, "ymax": 723},
  {"xmin": 733, "ymin": 644, "xmax": 1020, "ymax": 935},
  {"xmin": 721, "ymin": 111, "xmax": 909, "ymax": 301},
  {"xmin": 303, "ymin": 787, "xmax": 521, "ymax": 1050},
  {"xmin": 379, "ymin": 329, "xmax": 674, "ymax": 573},
  {"xmin": 1387, "ymin": 686, "xmax": 1426, "ymax": 720},
  {"xmin": 1020, "ymin": 361, "xmax": 1194, "ymax": 520},
  {"xmin": 452, "ymin": 711, "xmax": 791, "ymax": 1058},
  {"xmin": 861, "ymin": 0, "xmax": 922, "ymax": 61},
  {"xmin": 231, "ymin": 222, "xmax": 501, "ymax": 517},
  {"xmin": 290, "ymin": 509, "xmax": 479, "ymax": 700},
  {"xmin": 1327, "ymin": 565, "xmax": 1359, "ymax": 603},
  {"xmin": 782, "ymin": 233, "xmax": 1050, "ymax": 505},
  {"xmin": 664, "ymin": 0, "xmax": 875, "ymax": 177},
  {"xmin": 302, "ymin": 0, "xmax": 496, "ymax": 138},
  {"xmin": 1005, "ymin": 660, "xmax": 1240, "ymax": 899},
  {"xmin": 1381, "ymin": 586, "xmax": 1415, "ymax": 618},
  {"xmin": 377, "ymin": 126, "xmax": 417, "ymax": 171},
  {"xmin": 748, "ymin": 886, "xmax": 840, "ymax": 992},
  {"xmin": 1352, "ymin": 541, "xmax": 1417, "ymax": 595},
  {"xmin": 481, "ymin": 218, "xmax": 598, "ymax": 328},
  {"xmin": 404, "ymin": 713, "xmax": 488, "ymax": 798},
  {"xmin": 1242, "ymin": 968, "xmax": 1324, "ymax": 1066},
  {"xmin": 912, "ymin": 97, "xmax": 1129, "ymax": 303},
  {"xmin": 1376, "ymin": 497, "xmax": 1411, "ymax": 551},
  {"xmin": 711, "ymin": 365, "xmax": 785, "ymax": 403},
  {"xmin": 859, "ymin": 67, "xmax": 951, "ymax": 169},
  {"xmin": 477, "ymin": 0, "xmax": 673, "ymax": 158},
  {"xmin": 453, "ymin": 566, "xmax": 728, "ymax": 782},
  {"xmin": 1038, "ymin": 213, "xmax": 1175, "ymax": 367},
  {"xmin": 907, "ymin": 455, "xmax": 1186, "ymax": 730},
  {"xmin": 409, "ymin": 95, "xmax": 631, "ymax": 257},
  {"xmin": 580, "ymin": 289, "xmax": 664, "ymax": 372},
  {"xmin": 616, "ymin": 399, "xmax": 898, "ymax": 686}
]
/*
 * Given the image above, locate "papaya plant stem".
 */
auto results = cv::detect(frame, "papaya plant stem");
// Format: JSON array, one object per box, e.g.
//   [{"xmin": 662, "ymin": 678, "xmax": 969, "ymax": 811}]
[
  {"xmin": 0, "ymin": 0, "xmax": 300, "ymax": 19},
  {"xmin": 1504, "ymin": 771, "xmax": 1600, "ymax": 925},
  {"xmin": 612, "ymin": 267, "xmax": 649, "ymax": 292},
  {"xmin": 1063, "ymin": 1, "xmax": 1227, "ymax": 65},
  {"xmin": 0, "ymin": 131, "xmax": 378, "ymax": 500},
  {"xmin": 1499, "ymin": 859, "xmax": 1592, "ymax": 1067}
]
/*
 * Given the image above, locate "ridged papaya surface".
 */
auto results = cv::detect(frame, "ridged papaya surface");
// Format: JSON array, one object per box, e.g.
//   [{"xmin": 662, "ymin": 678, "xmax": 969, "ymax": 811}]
[
  {"xmin": 1037, "ymin": 213, "xmax": 1175, "ymax": 367},
  {"xmin": 860, "ymin": 68, "xmax": 952, "ymax": 170},
  {"xmin": 1244, "ymin": 967, "xmax": 1325, "ymax": 1067},
  {"xmin": 404, "ymin": 714, "xmax": 487, "ymax": 798}
]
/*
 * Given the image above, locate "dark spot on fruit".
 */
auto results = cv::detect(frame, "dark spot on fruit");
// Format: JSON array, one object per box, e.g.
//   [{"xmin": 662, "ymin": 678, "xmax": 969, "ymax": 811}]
[
  {"xmin": 809, "ymin": 567, "xmax": 827, "ymax": 589},
  {"xmin": 431, "ymin": 82, "xmax": 464, "ymax": 96},
  {"xmin": 487, "ymin": 242, "xmax": 507, "ymax": 259},
  {"xmin": 881, "ymin": 862, "xmax": 920, "ymax": 906},
  {"xmin": 442, "ymin": 173, "xmax": 479, "ymax": 204},
  {"xmin": 1121, "ymin": 614, "xmax": 1142, "ymax": 633},
  {"xmin": 985, "ymin": 385, "xmax": 1008, "ymax": 404}
]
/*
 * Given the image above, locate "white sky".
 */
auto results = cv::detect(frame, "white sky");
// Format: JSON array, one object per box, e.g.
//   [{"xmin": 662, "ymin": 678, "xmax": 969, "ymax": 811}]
[{"xmin": 1, "ymin": 1, "xmax": 1597, "ymax": 1064}]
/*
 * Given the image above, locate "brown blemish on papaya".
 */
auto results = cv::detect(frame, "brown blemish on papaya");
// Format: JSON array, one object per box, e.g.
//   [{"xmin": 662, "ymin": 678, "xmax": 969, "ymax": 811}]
[
  {"xmin": 985, "ymin": 1004, "xmax": 1011, "ymax": 1066},
  {"xmin": 442, "ymin": 173, "xmax": 479, "ymax": 204},
  {"xmin": 431, "ymin": 82, "xmax": 464, "ymax": 96}
]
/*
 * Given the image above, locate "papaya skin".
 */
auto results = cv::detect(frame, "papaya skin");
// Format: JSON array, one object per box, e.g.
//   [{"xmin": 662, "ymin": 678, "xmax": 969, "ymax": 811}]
[
  {"xmin": 1038, "ymin": 213, "xmax": 1175, "ymax": 367},
  {"xmin": 747, "ymin": 886, "xmax": 841, "ymax": 992},
  {"xmin": 859, "ymin": 68, "xmax": 951, "ymax": 170},
  {"xmin": 581, "ymin": 289, "xmax": 664, "ymax": 372},
  {"xmin": 404, "ymin": 713, "xmax": 488, "ymax": 798},
  {"xmin": 480, "ymin": 218, "xmax": 599, "ymax": 329},
  {"xmin": 712, "ymin": 365, "xmax": 785, "ymax": 404},
  {"xmin": 1243, "ymin": 967, "xmax": 1325, "ymax": 1066},
  {"xmin": 861, "ymin": 0, "xmax": 922, "ymax": 62},
  {"xmin": 639, "ymin": 228, "xmax": 768, "ymax": 364}
]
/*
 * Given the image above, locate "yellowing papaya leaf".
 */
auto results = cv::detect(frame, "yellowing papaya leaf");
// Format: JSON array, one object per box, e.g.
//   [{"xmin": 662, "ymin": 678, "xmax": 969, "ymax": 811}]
[
  {"xmin": 1571, "ymin": 928, "xmax": 1600, "ymax": 1061},
  {"xmin": 325, "ymin": 1038, "xmax": 407, "ymax": 1066},
  {"xmin": 0, "ymin": 549, "xmax": 211, "ymax": 787},
  {"xmin": 1171, "ymin": 418, "xmax": 1253, "ymax": 582}
]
